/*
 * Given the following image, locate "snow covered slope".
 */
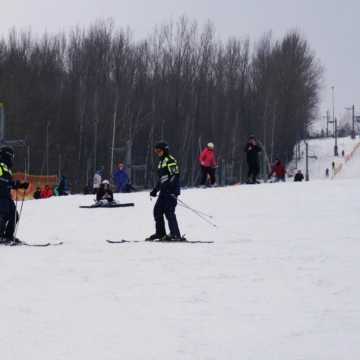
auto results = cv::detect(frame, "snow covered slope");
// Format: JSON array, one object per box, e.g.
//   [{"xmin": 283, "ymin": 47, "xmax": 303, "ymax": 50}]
[
  {"xmin": 289, "ymin": 136, "xmax": 360, "ymax": 180},
  {"xmin": 1, "ymin": 182, "xmax": 359, "ymax": 360},
  {"xmin": 336, "ymin": 142, "xmax": 360, "ymax": 179}
]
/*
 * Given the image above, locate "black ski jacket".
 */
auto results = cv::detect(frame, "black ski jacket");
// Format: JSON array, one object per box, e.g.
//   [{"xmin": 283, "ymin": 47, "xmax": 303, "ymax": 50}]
[
  {"xmin": 244, "ymin": 142, "xmax": 261, "ymax": 165},
  {"xmin": 153, "ymin": 154, "xmax": 180, "ymax": 197},
  {"xmin": 0, "ymin": 162, "xmax": 22, "ymax": 199},
  {"xmin": 96, "ymin": 187, "xmax": 114, "ymax": 202}
]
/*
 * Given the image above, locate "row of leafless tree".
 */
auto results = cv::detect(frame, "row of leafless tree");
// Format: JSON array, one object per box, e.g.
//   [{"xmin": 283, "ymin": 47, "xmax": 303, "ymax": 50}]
[{"xmin": 0, "ymin": 18, "xmax": 322, "ymax": 189}]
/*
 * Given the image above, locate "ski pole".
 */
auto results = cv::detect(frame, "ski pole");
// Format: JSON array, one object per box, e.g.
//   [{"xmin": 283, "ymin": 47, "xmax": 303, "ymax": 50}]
[
  {"xmin": 174, "ymin": 196, "xmax": 218, "ymax": 228},
  {"xmin": 14, "ymin": 189, "xmax": 26, "ymax": 239},
  {"xmin": 176, "ymin": 197, "xmax": 214, "ymax": 219}
]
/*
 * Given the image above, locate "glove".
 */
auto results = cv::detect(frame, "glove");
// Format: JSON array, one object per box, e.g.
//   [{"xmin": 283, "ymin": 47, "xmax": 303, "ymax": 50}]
[{"xmin": 150, "ymin": 189, "xmax": 158, "ymax": 197}]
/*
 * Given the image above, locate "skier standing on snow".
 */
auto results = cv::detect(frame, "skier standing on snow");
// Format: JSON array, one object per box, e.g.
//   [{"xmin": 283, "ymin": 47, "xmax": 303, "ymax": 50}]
[
  {"xmin": 199, "ymin": 142, "xmax": 217, "ymax": 187},
  {"xmin": 244, "ymin": 135, "xmax": 262, "ymax": 184},
  {"xmin": 0, "ymin": 146, "xmax": 29, "ymax": 244},
  {"xmin": 146, "ymin": 141, "xmax": 182, "ymax": 241},
  {"xmin": 93, "ymin": 170, "xmax": 102, "ymax": 194},
  {"xmin": 113, "ymin": 162, "xmax": 131, "ymax": 193}
]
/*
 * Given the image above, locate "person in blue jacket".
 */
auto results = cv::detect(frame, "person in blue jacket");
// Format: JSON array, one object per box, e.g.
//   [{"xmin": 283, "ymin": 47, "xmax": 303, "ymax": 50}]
[{"xmin": 113, "ymin": 162, "xmax": 130, "ymax": 193}]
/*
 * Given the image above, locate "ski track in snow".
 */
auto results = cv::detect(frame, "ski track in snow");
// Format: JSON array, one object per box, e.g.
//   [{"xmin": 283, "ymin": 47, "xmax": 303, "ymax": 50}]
[{"xmin": 0, "ymin": 180, "xmax": 359, "ymax": 359}]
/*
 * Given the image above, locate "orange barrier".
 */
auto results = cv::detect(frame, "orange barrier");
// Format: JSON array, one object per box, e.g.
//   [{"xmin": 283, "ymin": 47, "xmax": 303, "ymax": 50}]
[{"xmin": 11, "ymin": 173, "xmax": 58, "ymax": 200}]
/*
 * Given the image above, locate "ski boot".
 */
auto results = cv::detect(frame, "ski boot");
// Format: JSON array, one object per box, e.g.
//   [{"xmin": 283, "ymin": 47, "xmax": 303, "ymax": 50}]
[
  {"xmin": 0, "ymin": 236, "xmax": 22, "ymax": 246},
  {"xmin": 145, "ymin": 234, "xmax": 163, "ymax": 241},
  {"xmin": 158, "ymin": 234, "xmax": 186, "ymax": 242}
]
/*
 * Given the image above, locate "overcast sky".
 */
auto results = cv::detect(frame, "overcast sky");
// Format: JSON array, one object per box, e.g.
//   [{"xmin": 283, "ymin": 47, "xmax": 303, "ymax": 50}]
[{"xmin": 1, "ymin": 0, "xmax": 359, "ymax": 127}]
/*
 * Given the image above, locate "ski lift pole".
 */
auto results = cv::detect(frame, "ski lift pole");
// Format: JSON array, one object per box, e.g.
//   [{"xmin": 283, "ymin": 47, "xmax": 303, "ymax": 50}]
[{"xmin": 304, "ymin": 140, "xmax": 309, "ymax": 181}]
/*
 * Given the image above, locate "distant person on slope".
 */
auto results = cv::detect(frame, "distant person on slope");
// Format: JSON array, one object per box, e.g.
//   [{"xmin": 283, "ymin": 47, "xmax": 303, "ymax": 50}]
[
  {"xmin": 0, "ymin": 146, "xmax": 29, "ymax": 244},
  {"xmin": 55, "ymin": 176, "xmax": 69, "ymax": 196},
  {"xmin": 40, "ymin": 185, "xmax": 53, "ymax": 199},
  {"xmin": 244, "ymin": 135, "xmax": 262, "ymax": 184},
  {"xmin": 93, "ymin": 169, "xmax": 102, "ymax": 194},
  {"xmin": 269, "ymin": 159, "xmax": 286, "ymax": 182},
  {"xmin": 199, "ymin": 142, "xmax": 217, "ymax": 187},
  {"xmin": 96, "ymin": 180, "xmax": 114, "ymax": 204},
  {"xmin": 294, "ymin": 170, "xmax": 304, "ymax": 182},
  {"xmin": 146, "ymin": 141, "xmax": 182, "ymax": 241},
  {"xmin": 113, "ymin": 162, "xmax": 133, "ymax": 193},
  {"xmin": 33, "ymin": 187, "xmax": 42, "ymax": 199}
]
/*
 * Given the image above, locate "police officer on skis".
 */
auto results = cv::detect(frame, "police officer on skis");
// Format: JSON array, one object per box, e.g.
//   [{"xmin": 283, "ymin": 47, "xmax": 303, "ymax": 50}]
[
  {"xmin": 0, "ymin": 146, "xmax": 29, "ymax": 244},
  {"xmin": 146, "ymin": 141, "xmax": 183, "ymax": 241}
]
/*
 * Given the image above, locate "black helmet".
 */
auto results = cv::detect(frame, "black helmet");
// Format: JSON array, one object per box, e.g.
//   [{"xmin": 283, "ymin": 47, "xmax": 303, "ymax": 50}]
[
  {"xmin": 0, "ymin": 146, "xmax": 15, "ymax": 167},
  {"xmin": 154, "ymin": 141, "xmax": 169, "ymax": 151}
]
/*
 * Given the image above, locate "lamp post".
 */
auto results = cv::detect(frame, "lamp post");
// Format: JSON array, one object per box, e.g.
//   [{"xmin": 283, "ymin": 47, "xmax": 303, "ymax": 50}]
[
  {"xmin": 334, "ymin": 117, "xmax": 338, "ymax": 156},
  {"xmin": 345, "ymin": 105, "xmax": 356, "ymax": 139},
  {"xmin": 323, "ymin": 110, "xmax": 330, "ymax": 137},
  {"xmin": 330, "ymin": 87, "xmax": 338, "ymax": 156},
  {"xmin": 331, "ymin": 86, "xmax": 335, "ymax": 136}
]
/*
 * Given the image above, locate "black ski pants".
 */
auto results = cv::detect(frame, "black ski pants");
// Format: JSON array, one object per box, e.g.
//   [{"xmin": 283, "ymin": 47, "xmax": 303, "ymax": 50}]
[
  {"xmin": 247, "ymin": 162, "xmax": 260, "ymax": 183},
  {"xmin": 0, "ymin": 199, "xmax": 18, "ymax": 240},
  {"xmin": 200, "ymin": 166, "xmax": 216, "ymax": 186},
  {"xmin": 153, "ymin": 194, "xmax": 181, "ymax": 238}
]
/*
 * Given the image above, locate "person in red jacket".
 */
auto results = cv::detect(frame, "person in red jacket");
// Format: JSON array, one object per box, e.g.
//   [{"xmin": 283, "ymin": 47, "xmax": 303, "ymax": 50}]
[
  {"xmin": 199, "ymin": 142, "xmax": 217, "ymax": 186},
  {"xmin": 269, "ymin": 159, "xmax": 286, "ymax": 182},
  {"xmin": 40, "ymin": 185, "xmax": 53, "ymax": 199}
]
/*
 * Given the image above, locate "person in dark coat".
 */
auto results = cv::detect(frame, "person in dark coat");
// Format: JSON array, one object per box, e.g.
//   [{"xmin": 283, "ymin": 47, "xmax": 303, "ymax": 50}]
[
  {"xmin": 96, "ymin": 180, "xmax": 114, "ymax": 203},
  {"xmin": 0, "ymin": 146, "xmax": 29, "ymax": 244},
  {"xmin": 55, "ymin": 176, "xmax": 69, "ymax": 196},
  {"xmin": 33, "ymin": 187, "xmax": 42, "ymax": 199},
  {"xmin": 244, "ymin": 135, "xmax": 262, "ymax": 184},
  {"xmin": 294, "ymin": 170, "xmax": 304, "ymax": 182},
  {"xmin": 147, "ymin": 141, "xmax": 182, "ymax": 241}
]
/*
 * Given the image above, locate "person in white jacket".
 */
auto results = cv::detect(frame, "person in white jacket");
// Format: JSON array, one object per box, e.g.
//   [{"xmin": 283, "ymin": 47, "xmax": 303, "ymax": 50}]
[{"xmin": 93, "ymin": 170, "xmax": 102, "ymax": 194}]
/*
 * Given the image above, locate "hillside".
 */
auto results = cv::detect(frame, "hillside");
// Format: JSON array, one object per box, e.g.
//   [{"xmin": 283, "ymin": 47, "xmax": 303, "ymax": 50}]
[
  {"xmin": 0, "ymin": 181, "xmax": 359, "ymax": 359},
  {"xmin": 288, "ymin": 136, "xmax": 360, "ymax": 180}
]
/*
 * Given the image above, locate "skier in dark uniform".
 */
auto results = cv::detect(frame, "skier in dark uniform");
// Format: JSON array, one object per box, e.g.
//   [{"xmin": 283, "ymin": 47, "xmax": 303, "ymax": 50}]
[
  {"xmin": 146, "ymin": 141, "xmax": 182, "ymax": 241},
  {"xmin": 0, "ymin": 146, "xmax": 29, "ymax": 244},
  {"xmin": 244, "ymin": 135, "xmax": 262, "ymax": 184}
]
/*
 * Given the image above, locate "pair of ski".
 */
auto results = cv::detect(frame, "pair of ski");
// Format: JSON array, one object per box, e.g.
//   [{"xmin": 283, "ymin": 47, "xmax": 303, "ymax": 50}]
[
  {"xmin": 1, "ymin": 240, "xmax": 63, "ymax": 247},
  {"xmin": 106, "ymin": 239, "xmax": 214, "ymax": 244}
]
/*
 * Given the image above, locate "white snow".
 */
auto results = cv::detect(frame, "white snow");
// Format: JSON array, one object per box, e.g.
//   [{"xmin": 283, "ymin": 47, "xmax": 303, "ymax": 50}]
[
  {"xmin": 289, "ymin": 136, "xmax": 360, "ymax": 180},
  {"xmin": 336, "ymin": 142, "xmax": 360, "ymax": 180},
  {"xmin": 1, "ymin": 178, "xmax": 359, "ymax": 360}
]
